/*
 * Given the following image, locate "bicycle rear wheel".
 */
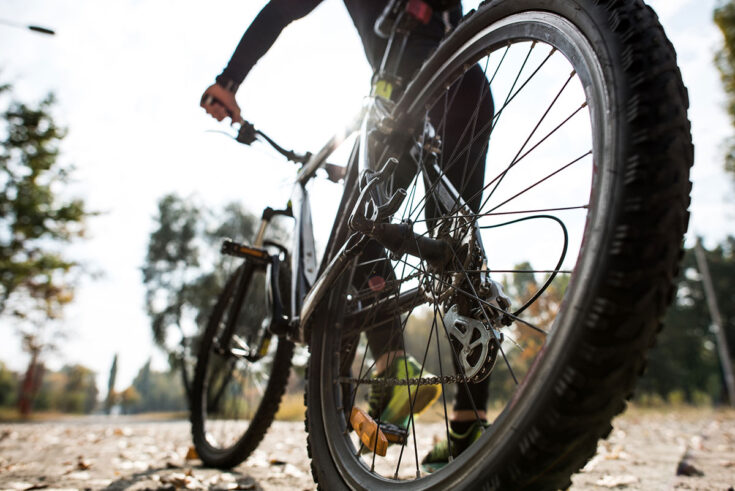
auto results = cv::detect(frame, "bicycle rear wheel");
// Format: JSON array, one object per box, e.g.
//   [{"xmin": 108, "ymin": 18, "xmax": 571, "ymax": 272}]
[
  {"xmin": 191, "ymin": 261, "xmax": 294, "ymax": 469},
  {"xmin": 306, "ymin": 0, "xmax": 692, "ymax": 488}
]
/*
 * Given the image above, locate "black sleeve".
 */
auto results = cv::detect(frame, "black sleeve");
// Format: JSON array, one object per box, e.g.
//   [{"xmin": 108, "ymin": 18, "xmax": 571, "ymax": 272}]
[{"xmin": 217, "ymin": 0, "xmax": 324, "ymax": 89}]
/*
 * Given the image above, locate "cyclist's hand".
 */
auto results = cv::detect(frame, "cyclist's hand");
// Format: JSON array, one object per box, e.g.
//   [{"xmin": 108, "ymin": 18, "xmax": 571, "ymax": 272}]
[{"xmin": 200, "ymin": 83, "xmax": 242, "ymax": 124}]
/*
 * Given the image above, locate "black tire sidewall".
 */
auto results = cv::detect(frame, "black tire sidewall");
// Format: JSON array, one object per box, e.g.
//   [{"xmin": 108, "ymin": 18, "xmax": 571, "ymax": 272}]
[
  {"xmin": 191, "ymin": 263, "xmax": 295, "ymax": 469},
  {"xmin": 307, "ymin": 0, "xmax": 691, "ymax": 489}
]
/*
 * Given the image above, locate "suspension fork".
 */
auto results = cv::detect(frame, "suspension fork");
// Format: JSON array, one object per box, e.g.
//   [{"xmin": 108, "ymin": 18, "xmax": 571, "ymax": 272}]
[{"xmin": 218, "ymin": 205, "xmax": 294, "ymax": 356}]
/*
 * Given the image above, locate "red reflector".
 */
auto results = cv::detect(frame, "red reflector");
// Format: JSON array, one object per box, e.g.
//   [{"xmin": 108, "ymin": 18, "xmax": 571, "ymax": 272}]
[
  {"xmin": 368, "ymin": 276, "xmax": 386, "ymax": 292},
  {"xmin": 406, "ymin": 0, "xmax": 433, "ymax": 24}
]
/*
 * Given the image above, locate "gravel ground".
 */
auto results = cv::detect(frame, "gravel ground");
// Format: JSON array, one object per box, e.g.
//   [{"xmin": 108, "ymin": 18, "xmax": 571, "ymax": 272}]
[{"xmin": 0, "ymin": 408, "xmax": 733, "ymax": 490}]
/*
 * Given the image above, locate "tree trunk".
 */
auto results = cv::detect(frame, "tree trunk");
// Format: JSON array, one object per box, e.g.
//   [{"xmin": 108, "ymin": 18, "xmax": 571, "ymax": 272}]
[{"xmin": 18, "ymin": 350, "xmax": 42, "ymax": 416}]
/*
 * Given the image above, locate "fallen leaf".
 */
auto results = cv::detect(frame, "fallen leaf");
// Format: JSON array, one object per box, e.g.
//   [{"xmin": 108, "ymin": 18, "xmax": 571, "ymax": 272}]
[
  {"xmin": 234, "ymin": 478, "xmax": 256, "ymax": 490},
  {"xmin": 76, "ymin": 456, "xmax": 92, "ymax": 471},
  {"xmin": 676, "ymin": 460, "xmax": 704, "ymax": 477},
  {"xmin": 184, "ymin": 446, "xmax": 199, "ymax": 461},
  {"xmin": 66, "ymin": 471, "xmax": 91, "ymax": 481},
  {"xmin": 22, "ymin": 484, "xmax": 48, "ymax": 491},
  {"xmin": 283, "ymin": 464, "xmax": 306, "ymax": 478},
  {"xmin": 161, "ymin": 472, "xmax": 189, "ymax": 487},
  {"xmin": 113, "ymin": 427, "xmax": 132, "ymax": 436},
  {"xmin": 596, "ymin": 474, "xmax": 639, "ymax": 488},
  {"xmin": 604, "ymin": 445, "xmax": 629, "ymax": 461}
]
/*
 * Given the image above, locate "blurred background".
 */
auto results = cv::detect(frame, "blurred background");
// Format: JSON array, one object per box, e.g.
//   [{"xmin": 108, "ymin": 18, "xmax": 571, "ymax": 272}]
[{"xmin": 0, "ymin": 0, "xmax": 733, "ymax": 418}]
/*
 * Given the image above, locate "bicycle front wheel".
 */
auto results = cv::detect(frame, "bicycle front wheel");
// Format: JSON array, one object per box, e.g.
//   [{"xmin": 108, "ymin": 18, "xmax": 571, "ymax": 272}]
[
  {"xmin": 306, "ymin": 0, "xmax": 692, "ymax": 488},
  {"xmin": 190, "ymin": 262, "xmax": 294, "ymax": 469}
]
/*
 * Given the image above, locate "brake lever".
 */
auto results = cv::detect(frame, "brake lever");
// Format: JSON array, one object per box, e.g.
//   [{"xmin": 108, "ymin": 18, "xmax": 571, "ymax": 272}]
[
  {"xmin": 236, "ymin": 121, "xmax": 257, "ymax": 145},
  {"xmin": 201, "ymin": 92, "xmax": 257, "ymax": 145}
]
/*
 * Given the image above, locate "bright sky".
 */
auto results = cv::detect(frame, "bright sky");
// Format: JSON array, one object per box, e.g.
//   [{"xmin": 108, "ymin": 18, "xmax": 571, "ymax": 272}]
[{"xmin": 0, "ymin": 0, "xmax": 732, "ymax": 393}]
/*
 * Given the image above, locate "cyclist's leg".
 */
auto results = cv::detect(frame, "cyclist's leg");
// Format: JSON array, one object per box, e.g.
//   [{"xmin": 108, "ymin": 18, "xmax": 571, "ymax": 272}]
[
  {"xmin": 345, "ymin": 1, "xmax": 491, "ymax": 428},
  {"xmin": 353, "ymin": 238, "xmax": 405, "ymax": 362},
  {"xmin": 418, "ymin": 63, "xmax": 495, "ymax": 471}
]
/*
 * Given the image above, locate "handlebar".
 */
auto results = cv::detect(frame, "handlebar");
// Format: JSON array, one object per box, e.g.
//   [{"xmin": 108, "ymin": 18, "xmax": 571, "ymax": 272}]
[
  {"xmin": 203, "ymin": 92, "xmax": 349, "ymax": 183},
  {"xmin": 202, "ymin": 92, "xmax": 311, "ymax": 163}
]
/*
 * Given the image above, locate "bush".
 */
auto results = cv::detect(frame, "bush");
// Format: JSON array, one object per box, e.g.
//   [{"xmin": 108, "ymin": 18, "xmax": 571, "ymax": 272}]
[
  {"xmin": 667, "ymin": 389, "xmax": 687, "ymax": 407},
  {"xmin": 0, "ymin": 362, "xmax": 18, "ymax": 408},
  {"xmin": 691, "ymin": 390, "xmax": 713, "ymax": 407}
]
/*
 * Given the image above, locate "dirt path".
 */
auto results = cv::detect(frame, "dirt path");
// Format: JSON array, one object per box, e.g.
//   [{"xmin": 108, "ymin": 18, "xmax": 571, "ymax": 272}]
[{"xmin": 0, "ymin": 408, "xmax": 733, "ymax": 490}]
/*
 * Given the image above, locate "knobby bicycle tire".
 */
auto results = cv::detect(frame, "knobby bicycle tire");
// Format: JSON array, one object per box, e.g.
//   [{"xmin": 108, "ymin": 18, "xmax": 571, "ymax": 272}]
[
  {"xmin": 191, "ymin": 262, "xmax": 294, "ymax": 469},
  {"xmin": 306, "ymin": 0, "xmax": 692, "ymax": 489}
]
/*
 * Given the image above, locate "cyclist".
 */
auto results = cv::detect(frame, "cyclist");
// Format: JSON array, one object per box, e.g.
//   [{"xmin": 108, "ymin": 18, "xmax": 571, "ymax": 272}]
[{"xmin": 201, "ymin": 0, "xmax": 494, "ymax": 471}]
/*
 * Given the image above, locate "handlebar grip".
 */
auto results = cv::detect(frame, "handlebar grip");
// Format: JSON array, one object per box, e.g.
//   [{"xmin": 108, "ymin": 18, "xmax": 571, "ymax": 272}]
[{"xmin": 200, "ymin": 93, "xmax": 235, "ymax": 119}]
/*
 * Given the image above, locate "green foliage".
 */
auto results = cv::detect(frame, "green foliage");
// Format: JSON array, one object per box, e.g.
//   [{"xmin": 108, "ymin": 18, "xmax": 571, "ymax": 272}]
[
  {"xmin": 142, "ymin": 194, "xmax": 204, "ymax": 349},
  {"xmin": 0, "ymin": 87, "xmax": 90, "ymax": 320},
  {"xmin": 638, "ymin": 239, "xmax": 735, "ymax": 404},
  {"xmin": 142, "ymin": 193, "xmax": 279, "ymax": 374},
  {"xmin": 32, "ymin": 364, "xmax": 98, "ymax": 414},
  {"xmin": 715, "ymin": 1, "xmax": 735, "ymax": 178},
  {"xmin": 0, "ymin": 362, "xmax": 18, "ymax": 407},
  {"xmin": 105, "ymin": 353, "xmax": 118, "ymax": 414},
  {"xmin": 0, "ymin": 83, "xmax": 92, "ymax": 416},
  {"xmin": 119, "ymin": 385, "xmax": 141, "ymax": 413},
  {"xmin": 122, "ymin": 358, "xmax": 187, "ymax": 413}
]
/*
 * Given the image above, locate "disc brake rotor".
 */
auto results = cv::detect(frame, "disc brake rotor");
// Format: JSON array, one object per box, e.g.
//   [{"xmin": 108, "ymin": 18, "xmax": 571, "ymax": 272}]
[{"xmin": 444, "ymin": 304, "xmax": 502, "ymax": 381}]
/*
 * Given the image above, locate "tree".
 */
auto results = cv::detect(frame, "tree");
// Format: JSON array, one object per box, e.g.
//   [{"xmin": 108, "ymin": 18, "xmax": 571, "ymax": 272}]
[
  {"xmin": 0, "ymin": 84, "xmax": 91, "ymax": 415},
  {"xmin": 17, "ymin": 335, "xmax": 45, "ymax": 415},
  {"xmin": 132, "ymin": 359, "xmax": 152, "ymax": 406},
  {"xmin": 59, "ymin": 364, "xmax": 99, "ymax": 413},
  {"xmin": 31, "ymin": 364, "xmax": 98, "ymax": 414},
  {"xmin": 105, "ymin": 353, "xmax": 118, "ymax": 414},
  {"xmin": 123, "ymin": 358, "xmax": 187, "ymax": 413},
  {"xmin": 0, "ymin": 361, "xmax": 18, "ymax": 408},
  {"xmin": 141, "ymin": 194, "xmax": 265, "ymax": 393},
  {"xmin": 639, "ymin": 239, "xmax": 735, "ymax": 404},
  {"xmin": 119, "ymin": 386, "xmax": 141, "ymax": 414},
  {"xmin": 715, "ymin": 0, "xmax": 735, "ymax": 179}
]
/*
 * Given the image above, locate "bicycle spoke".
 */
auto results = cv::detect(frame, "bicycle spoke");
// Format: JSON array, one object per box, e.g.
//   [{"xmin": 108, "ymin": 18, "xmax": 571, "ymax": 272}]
[
  {"xmin": 433, "ymin": 308, "xmax": 455, "ymax": 465},
  {"xmin": 318, "ymin": 25, "xmax": 595, "ymax": 486},
  {"xmin": 382, "ymin": 253, "xmax": 549, "ymax": 337},
  {"xmin": 461, "ymin": 268, "xmax": 572, "ymax": 274},
  {"xmin": 407, "ymin": 46, "xmax": 554, "ymax": 220},
  {"xmin": 481, "ymin": 107, "xmax": 590, "ymax": 214}
]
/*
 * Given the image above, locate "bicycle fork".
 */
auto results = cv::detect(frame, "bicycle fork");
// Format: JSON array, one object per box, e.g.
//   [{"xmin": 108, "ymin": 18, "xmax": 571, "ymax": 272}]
[{"xmin": 220, "ymin": 205, "xmax": 295, "ymax": 350}]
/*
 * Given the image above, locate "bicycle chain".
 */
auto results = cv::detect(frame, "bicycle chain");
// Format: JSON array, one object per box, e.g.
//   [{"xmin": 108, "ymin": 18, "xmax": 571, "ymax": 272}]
[{"xmin": 338, "ymin": 374, "xmax": 480, "ymax": 386}]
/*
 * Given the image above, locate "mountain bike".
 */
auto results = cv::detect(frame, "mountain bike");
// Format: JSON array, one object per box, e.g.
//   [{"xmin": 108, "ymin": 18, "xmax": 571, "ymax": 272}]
[{"xmin": 190, "ymin": 0, "xmax": 693, "ymax": 488}]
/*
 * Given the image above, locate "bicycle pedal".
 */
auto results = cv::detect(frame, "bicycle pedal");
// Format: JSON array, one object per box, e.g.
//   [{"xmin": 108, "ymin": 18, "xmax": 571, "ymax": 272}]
[
  {"xmin": 221, "ymin": 239, "xmax": 270, "ymax": 262},
  {"xmin": 350, "ymin": 407, "xmax": 388, "ymax": 456},
  {"xmin": 378, "ymin": 421, "xmax": 408, "ymax": 445}
]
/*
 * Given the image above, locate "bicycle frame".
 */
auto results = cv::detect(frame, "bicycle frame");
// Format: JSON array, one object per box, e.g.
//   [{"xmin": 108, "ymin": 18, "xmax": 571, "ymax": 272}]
[
  {"xmin": 231, "ymin": 0, "xmax": 479, "ymax": 345},
  {"xmin": 251, "ymin": 102, "xmax": 476, "ymax": 346},
  {"xmin": 246, "ymin": 110, "xmax": 364, "ymax": 342}
]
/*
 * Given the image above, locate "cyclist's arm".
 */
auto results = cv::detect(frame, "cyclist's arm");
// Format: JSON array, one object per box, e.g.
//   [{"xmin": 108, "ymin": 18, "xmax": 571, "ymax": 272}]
[
  {"xmin": 217, "ymin": 0, "xmax": 324, "ymax": 90},
  {"xmin": 202, "ymin": 0, "xmax": 323, "ymax": 122}
]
